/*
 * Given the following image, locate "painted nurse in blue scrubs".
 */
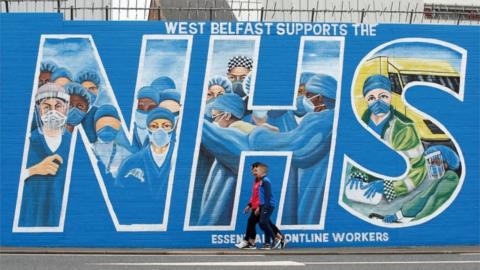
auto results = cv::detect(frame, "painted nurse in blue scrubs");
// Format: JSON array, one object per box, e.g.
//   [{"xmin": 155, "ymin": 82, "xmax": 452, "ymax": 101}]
[{"xmin": 19, "ymin": 83, "xmax": 72, "ymax": 227}]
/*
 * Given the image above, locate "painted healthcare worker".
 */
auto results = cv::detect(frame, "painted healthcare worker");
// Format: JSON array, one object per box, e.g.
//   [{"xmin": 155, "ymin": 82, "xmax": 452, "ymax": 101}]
[
  {"xmin": 382, "ymin": 145, "xmax": 460, "ymax": 223},
  {"xmin": 248, "ymin": 74, "xmax": 338, "ymax": 225},
  {"xmin": 296, "ymin": 74, "xmax": 337, "ymax": 224},
  {"xmin": 39, "ymin": 61, "xmax": 57, "ymax": 87},
  {"xmin": 132, "ymin": 86, "xmax": 160, "ymax": 151},
  {"xmin": 32, "ymin": 61, "xmax": 60, "ymax": 131},
  {"xmin": 294, "ymin": 72, "xmax": 317, "ymax": 118},
  {"xmin": 64, "ymin": 82, "xmax": 91, "ymax": 133},
  {"xmin": 150, "ymin": 76, "xmax": 176, "ymax": 93},
  {"xmin": 92, "ymin": 105, "xmax": 131, "ymax": 179},
  {"xmin": 75, "ymin": 70, "xmax": 104, "ymax": 143},
  {"xmin": 19, "ymin": 83, "xmax": 71, "ymax": 227},
  {"xmin": 196, "ymin": 93, "xmax": 253, "ymax": 225},
  {"xmin": 227, "ymin": 55, "xmax": 253, "ymax": 98},
  {"xmin": 205, "ymin": 76, "xmax": 233, "ymax": 120},
  {"xmin": 51, "ymin": 67, "xmax": 73, "ymax": 87},
  {"xmin": 348, "ymin": 74, "xmax": 427, "ymax": 203},
  {"xmin": 159, "ymin": 89, "xmax": 181, "ymax": 121},
  {"xmin": 188, "ymin": 76, "xmax": 233, "ymax": 224},
  {"xmin": 115, "ymin": 107, "xmax": 176, "ymax": 224}
]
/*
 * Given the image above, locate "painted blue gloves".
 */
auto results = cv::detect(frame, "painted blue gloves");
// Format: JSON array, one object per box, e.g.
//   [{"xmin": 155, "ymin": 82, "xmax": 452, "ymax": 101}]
[
  {"xmin": 383, "ymin": 214, "xmax": 398, "ymax": 223},
  {"xmin": 347, "ymin": 177, "xmax": 365, "ymax": 190},
  {"xmin": 364, "ymin": 180, "xmax": 384, "ymax": 198}
]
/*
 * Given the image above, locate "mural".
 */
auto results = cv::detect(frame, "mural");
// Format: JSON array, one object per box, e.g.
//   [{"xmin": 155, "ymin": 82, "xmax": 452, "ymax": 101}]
[
  {"xmin": 0, "ymin": 15, "xmax": 478, "ymax": 248},
  {"xmin": 185, "ymin": 37, "xmax": 343, "ymax": 230},
  {"xmin": 340, "ymin": 40, "xmax": 466, "ymax": 227},
  {"xmin": 14, "ymin": 35, "xmax": 191, "ymax": 231}
]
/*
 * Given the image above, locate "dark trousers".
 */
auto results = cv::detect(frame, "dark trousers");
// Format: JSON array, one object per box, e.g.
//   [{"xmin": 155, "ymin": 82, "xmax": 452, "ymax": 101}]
[
  {"xmin": 244, "ymin": 208, "xmax": 282, "ymax": 242},
  {"xmin": 259, "ymin": 205, "xmax": 276, "ymax": 244}
]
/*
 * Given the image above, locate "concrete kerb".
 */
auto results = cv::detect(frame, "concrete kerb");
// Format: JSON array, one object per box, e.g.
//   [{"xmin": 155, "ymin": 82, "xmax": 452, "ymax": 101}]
[{"xmin": 1, "ymin": 246, "xmax": 479, "ymax": 255}]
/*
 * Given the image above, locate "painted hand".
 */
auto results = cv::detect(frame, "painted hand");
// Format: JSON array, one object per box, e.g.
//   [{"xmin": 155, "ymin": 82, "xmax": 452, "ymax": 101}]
[
  {"xmin": 28, "ymin": 154, "xmax": 63, "ymax": 177},
  {"xmin": 347, "ymin": 177, "xmax": 365, "ymax": 190},
  {"xmin": 383, "ymin": 214, "xmax": 398, "ymax": 223},
  {"xmin": 363, "ymin": 180, "xmax": 384, "ymax": 198}
]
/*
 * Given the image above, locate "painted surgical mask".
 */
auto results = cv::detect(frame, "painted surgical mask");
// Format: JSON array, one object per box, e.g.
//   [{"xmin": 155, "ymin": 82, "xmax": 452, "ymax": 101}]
[
  {"xmin": 149, "ymin": 128, "xmax": 171, "ymax": 147},
  {"xmin": 135, "ymin": 110, "xmax": 148, "ymax": 129},
  {"xmin": 205, "ymin": 98, "xmax": 216, "ymax": 118},
  {"xmin": 97, "ymin": 126, "xmax": 118, "ymax": 143},
  {"xmin": 232, "ymin": 81, "xmax": 246, "ymax": 97},
  {"xmin": 302, "ymin": 95, "xmax": 318, "ymax": 113},
  {"xmin": 368, "ymin": 99, "xmax": 390, "ymax": 116},
  {"xmin": 294, "ymin": 96, "xmax": 307, "ymax": 117},
  {"xmin": 66, "ymin": 107, "xmax": 86, "ymax": 126}
]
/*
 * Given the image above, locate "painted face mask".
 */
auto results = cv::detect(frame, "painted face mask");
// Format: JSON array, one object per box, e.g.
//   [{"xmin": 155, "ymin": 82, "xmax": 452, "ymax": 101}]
[
  {"xmin": 135, "ymin": 110, "xmax": 148, "ymax": 129},
  {"xmin": 253, "ymin": 110, "xmax": 268, "ymax": 119},
  {"xmin": 66, "ymin": 107, "xmax": 86, "ymax": 126},
  {"xmin": 232, "ymin": 81, "xmax": 246, "ymax": 97},
  {"xmin": 425, "ymin": 150, "xmax": 446, "ymax": 180},
  {"xmin": 302, "ymin": 95, "xmax": 318, "ymax": 113},
  {"xmin": 295, "ymin": 96, "xmax": 307, "ymax": 117},
  {"xmin": 41, "ymin": 110, "xmax": 67, "ymax": 130},
  {"xmin": 212, "ymin": 112, "xmax": 227, "ymax": 128},
  {"xmin": 97, "ymin": 126, "xmax": 118, "ymax": 143},
  {"xmin": 368, "ymin": 99, "xmax": 390, "ymax": 116},
  {"xmin": 205, "ymin": 98, "xmax": 216, "ymax": 118},
  {"xmin": 88, "ymin": 91, "xmax": 97, "ymax": 105},
  {"xmin": 149, "ymin": 128, "xmax": 171, "ymax": 148}
]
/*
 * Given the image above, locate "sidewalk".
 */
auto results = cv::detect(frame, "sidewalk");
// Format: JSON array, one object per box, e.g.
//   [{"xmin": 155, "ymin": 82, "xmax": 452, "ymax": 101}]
[{"xmin": 1, "ymin": 246, "xmax": 478, "ymax": 255}]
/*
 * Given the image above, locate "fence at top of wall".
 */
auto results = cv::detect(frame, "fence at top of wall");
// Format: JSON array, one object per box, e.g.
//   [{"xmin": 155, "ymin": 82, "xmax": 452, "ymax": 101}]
[{"xmin": 0, "ymin": 0, "xmax": 479, "ymax": 25}]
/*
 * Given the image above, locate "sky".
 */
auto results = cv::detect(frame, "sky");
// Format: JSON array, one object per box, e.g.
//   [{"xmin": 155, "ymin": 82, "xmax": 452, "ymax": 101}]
[
  {"xmin": 301, "ymin": 40, "xmax": 342, "ymax": 81},
  {"xmin": 43, "ymin": 37, "xmax": 189, "ymax": 93},
  {"xmin": 43, "ymin": 38, "xmax": 103, "ymax": 87},
  {"xmin": 208, "ymin": 38, "xmax": 342, "ymax": 85},
  {"xmin": 140, "ymin": 39, "xmax": 189, "ymax": 90}
]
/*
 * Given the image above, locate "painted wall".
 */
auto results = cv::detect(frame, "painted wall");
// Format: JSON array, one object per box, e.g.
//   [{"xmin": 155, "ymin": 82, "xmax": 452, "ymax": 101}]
[{"xmin": 1, "ymin": 14, "xmax": 479, "ymax": 248}]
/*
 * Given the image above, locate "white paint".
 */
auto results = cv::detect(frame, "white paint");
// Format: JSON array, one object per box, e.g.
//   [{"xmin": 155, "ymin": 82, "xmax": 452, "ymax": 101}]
[
  {"xmin": 1, "ymin": 254, "xmax": 265, "ymax": 257},
  {"xmin": 305, "ymin": 260, "xmax": 480, "ymax": 265},
  {"xmin": 89, "ymin": 261, "xmax": 305, "ymax": 266}
]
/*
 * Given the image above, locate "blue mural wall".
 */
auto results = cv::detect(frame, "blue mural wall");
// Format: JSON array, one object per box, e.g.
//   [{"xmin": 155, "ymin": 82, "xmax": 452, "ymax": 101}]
[{"xmin": 0, "ymin": 14, "xmax": 479, "ymax": 248}]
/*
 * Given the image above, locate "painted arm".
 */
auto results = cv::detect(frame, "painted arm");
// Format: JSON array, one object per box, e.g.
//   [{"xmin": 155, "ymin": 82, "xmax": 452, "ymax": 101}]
[
  {"xmin": 201, "ymin": 120, "xmax": 250, "ymax": 173},
  {"xmin": 249, "ymin": 110, "xmax": 334, "ymax": 168}
]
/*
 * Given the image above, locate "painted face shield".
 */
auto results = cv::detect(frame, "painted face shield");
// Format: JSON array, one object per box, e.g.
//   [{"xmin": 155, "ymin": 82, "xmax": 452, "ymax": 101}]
[
  {"xmin": 425, "ymin": 150, "xmax": 446, "ymax": 180},
  {"xmin": 35, "ymin": 84, "xmax": 70, "ymax": 134}
]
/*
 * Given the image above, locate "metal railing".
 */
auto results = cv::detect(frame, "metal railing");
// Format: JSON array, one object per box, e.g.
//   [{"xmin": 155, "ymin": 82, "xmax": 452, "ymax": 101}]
[{"xmin": 1, "ymin": 0, "xmax": 479, "ymax": 25}]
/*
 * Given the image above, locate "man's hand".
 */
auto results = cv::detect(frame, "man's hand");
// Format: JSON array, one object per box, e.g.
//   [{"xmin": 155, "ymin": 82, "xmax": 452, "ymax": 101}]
[
  {"xmin": 254, "ymin": 208, "xmax": 260, "ymax": 216},
  {"xmin": 244, "ymin": 206, "xmax": 250, "ymax": 214},
  {"xmin": 28, "ymin": 154, "xmax": 63, "ymax": 177}
]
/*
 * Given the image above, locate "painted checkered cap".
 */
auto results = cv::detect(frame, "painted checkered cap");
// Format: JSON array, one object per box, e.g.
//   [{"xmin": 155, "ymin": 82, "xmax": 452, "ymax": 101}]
[{"xmin": 227, "ymin": 56, "xmax": 253, "ymax": 72}]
